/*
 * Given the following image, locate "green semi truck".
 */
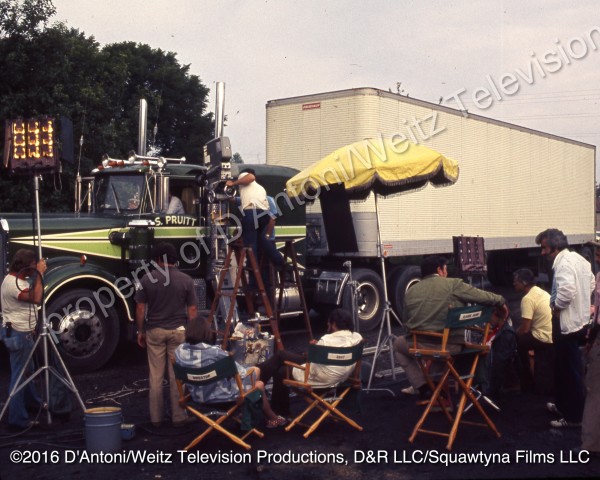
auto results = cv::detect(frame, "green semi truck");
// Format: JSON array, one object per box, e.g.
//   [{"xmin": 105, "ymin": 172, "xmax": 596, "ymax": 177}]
[{"xmin": 0, "ymin": 148, "xmax": 306, "ymax": 372}]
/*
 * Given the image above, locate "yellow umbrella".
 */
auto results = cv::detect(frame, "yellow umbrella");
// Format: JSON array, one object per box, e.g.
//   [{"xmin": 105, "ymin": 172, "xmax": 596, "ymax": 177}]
[
  {"xmin": 286, "ymin": 137, "xmax": 459, "ymax": 199},
  {"xmin": 285, "ymin": 137, "xmax": 459, "ymax": 391}
]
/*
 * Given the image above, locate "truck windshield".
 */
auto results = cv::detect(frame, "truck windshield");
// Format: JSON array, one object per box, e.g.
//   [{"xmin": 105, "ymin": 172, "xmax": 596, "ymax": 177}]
[{"xmin": 95, "ymin": 174, "xmax": 146, "ymax": 213}]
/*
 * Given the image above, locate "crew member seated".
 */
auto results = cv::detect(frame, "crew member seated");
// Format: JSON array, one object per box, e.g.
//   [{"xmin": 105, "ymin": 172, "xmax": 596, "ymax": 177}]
[
  {"xmin": 174, "ymin": 313, "xmax": 288, "ymax": 428},
  {"xmin": 164, "ymin": 189, "xmax": 185, "ymax": 214},
  {"xmin": 128, "ymin": 198, "xmax": 140, "ymax": 210},
  {"xmin": 393, "ymin": 255, "xmax": 507, "ymax": 403},
  {"xmin": 513, "ymin": 268, "xmax": 554, "ymax": 394}
]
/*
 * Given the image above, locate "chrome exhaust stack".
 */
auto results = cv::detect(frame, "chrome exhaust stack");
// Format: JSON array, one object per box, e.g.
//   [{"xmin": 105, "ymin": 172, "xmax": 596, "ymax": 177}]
[
  {"xmin": 214, "ymin": 82, "xmax": 225, "ymax": 139},
  {"xmin": 138, "ymin": 98, "xmax": 148, "ymax": 156}
]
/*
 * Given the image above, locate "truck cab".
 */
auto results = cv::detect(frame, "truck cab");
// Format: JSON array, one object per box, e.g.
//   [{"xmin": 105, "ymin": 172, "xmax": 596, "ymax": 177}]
[{"xmin": 1, "ymin": 152, "xmax": 304, "ymax": 372}]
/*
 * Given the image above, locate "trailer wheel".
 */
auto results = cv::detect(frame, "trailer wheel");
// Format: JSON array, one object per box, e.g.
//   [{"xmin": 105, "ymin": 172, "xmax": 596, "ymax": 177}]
[
  {"xmin": 342, "ymin": 268, "xmax": 384, "ymax": 331},
  {"xmin": 390, "ymin": 266, "xmax": 421, "ymax": 320},
  {"xmin": 46, "ymin": 288, "xmax": 120, "ymax": 373}
]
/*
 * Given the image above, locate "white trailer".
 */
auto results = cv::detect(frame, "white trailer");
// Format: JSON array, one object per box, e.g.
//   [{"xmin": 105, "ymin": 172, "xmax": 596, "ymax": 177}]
[{"xmin": 266, "ymin": 87, "xmax": 596, "ymax": 329}]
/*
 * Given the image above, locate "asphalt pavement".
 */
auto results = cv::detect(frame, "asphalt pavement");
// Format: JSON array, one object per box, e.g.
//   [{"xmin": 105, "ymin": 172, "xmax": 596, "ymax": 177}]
[{"xmin": 0, "ymin": 285, "xmax": 598, "ymax": 480}]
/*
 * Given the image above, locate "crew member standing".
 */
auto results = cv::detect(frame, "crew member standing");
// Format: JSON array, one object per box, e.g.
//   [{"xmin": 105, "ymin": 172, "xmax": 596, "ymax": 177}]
[
  {"xmin": 0, "ymin": 249, "xmax": 46, "ymax": 429},
  {"xmin": 226, "ymin": 169, "xmax": 282, "ymax": 267},
  {"xmin": 535, "ymin": 228, "xmax": 595, "ymax": 428},
  {"xmin": 135, "ymin": 242, "xmax": 198, "ymax": 427}
]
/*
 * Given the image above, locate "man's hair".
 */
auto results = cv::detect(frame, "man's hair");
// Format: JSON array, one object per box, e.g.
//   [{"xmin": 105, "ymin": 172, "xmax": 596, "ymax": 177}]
[
  {"xmin": 240, "ymin": 168, "xmax": 257, "ymax": 183},
  {"xmin": 328, "ymin": 308, "xmax": 354, "ymax": 332},
  {"xmin": 10, "ymin": 249, "xmax": 37, "ymax": 273},
  {"xmin": 151, "ymin": 242, "xmax": 178, "ymax": 264},
  {"xmin": 185, "ymin": 311, "xmax": 215, "ymax": 345},
  {"xmin": 421, "ymin": 255, "xmax": 447, "ymax": 277},
  {"xmin": 513, "ymin": 268, "xmax": 535, "ymax": 286},
  {"xmin": 535, "ymin": 228, "xmax": 569, "ymax": 250}
]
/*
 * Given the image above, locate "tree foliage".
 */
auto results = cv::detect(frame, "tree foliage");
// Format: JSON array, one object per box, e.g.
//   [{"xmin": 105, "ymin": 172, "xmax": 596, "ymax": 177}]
[
  {"xmin": 0, "ymin": 1, "xmax": 213, "ymax": 212},
  {"xmin": 0, "ymin": 0, "xmax": 55, "ymax": 38},
  {"xmin": 231, "ymin": 152, "xmax": 244, "ymax": 164}
]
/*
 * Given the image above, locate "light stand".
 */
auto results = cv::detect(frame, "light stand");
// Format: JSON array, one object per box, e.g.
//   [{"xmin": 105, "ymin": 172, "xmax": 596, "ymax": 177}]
[
  {"xmin": 0, "ymin": 175, "xmax": 85, "ymax": 426},
  {"xmin": 343, "ymin": 261, "xmax": 359, "ymax": 332},
  {"xmin": 364, "ymin": 193, "xmax": 404, "ymax": 395}
]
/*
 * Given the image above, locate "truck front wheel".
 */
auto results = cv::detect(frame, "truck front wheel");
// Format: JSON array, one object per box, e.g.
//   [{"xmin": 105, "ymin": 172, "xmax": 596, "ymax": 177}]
[
  {"xmin": 46, "ymin": 288, "xmax": 120, "ymax": 373},
  {"xmin": 342, "ymin": 268, "xmax": 384, "ymax": 332}
]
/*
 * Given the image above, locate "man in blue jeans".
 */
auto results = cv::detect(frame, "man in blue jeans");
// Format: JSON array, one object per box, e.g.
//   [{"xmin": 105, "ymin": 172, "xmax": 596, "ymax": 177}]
[
  {"xmin": 0, "ymin": 249, "xmax": 46, "ymax": 429},
  {"xmin": 227, "ymin": 170, "xmax": 283, "ymax": 289},
  {"xmin": 536, "ymin": 228, "xmax": 595, "ymax": 428}
]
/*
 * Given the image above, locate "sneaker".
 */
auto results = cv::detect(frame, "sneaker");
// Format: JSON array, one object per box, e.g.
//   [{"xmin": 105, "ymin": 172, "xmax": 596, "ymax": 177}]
[
  {"xmin": 266, "ymin": 415, "xmax": 289, "ymax": 429},
  {"xmin": 550, "ymin": 418, "xmax": 581, "ymax": 428},
  {"xmin": 401, "ymin": 386, "xmax": 419, "ymax": 396},
  {"xmin": 546, "ymin": 402, "xmax": 562, "ymax": 416}
]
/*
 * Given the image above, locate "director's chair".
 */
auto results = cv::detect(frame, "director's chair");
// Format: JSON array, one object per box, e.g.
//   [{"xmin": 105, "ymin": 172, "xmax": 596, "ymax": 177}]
[
  {"xmin": 408, "ymin": 304, "xmax": 501, "ymax": 450},
  {"xmin": 282, "ymin": 342, "xmax": 364, "ymax": 438},
  {"xmin": 172, "ymin": 355, "xmax": 264, "ymax": 451}
]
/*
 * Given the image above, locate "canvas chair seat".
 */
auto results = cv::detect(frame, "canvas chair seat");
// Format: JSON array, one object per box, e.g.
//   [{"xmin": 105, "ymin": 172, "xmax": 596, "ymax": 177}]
[
  {"xmin": 282, "ymin": 342, "xmax": 364, "ymax": 438},
  {"xmin": 172, "ymin": 355, "xmax": 264, "ymax": 451},
  {"xmin": 407, "ymin": 304, "xmax": 501, "ymax": 450}
]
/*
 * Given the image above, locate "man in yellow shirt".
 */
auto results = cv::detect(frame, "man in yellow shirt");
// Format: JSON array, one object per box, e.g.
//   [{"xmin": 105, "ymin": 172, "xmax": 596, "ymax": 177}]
[{"xmin": 513, "ymin": 268, "xmax": 553, "ymax": 393}]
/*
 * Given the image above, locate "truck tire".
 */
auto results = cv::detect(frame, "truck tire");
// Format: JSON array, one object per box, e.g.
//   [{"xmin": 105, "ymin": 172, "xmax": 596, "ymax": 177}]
[
  {"xmin": 390, "ymin": 266, "xmax": 421, "ymax": 320},
  {"xmin": 46, "ymin": 288, "xmax": 120, "ymax": 373},
  {"xmin": 342, "ymin": 268, "xmax": 384, "ymax": 332}
]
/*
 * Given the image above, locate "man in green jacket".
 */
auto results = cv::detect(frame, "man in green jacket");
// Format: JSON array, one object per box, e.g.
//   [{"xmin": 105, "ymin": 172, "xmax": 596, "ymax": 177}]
[{"xmin": 394, "ymin": 255, "xmax": 508, "ymax": 399}]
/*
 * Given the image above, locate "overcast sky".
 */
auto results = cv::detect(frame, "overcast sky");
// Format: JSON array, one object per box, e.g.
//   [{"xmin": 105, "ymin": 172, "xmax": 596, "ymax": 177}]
[{"xmin": 53, "ymin": 0, "xmax": 599, "ymax": 174}]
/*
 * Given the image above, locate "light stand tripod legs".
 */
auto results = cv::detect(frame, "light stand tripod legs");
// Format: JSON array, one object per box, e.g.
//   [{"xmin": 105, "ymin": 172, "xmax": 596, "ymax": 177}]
[
  {"xmin": 365, "ymin": 301, "xmax": 404, "ymax": 394},
  {"xmin": 343, "ymin": 261, "xmax": 359, "ymax": 332},
  {"xmin": 0, "ymin": 176, "xmax": 85, "ymax": 426},
  {"xmin": 363, "ymin": 193, "xmax": 405, "ymax": 395},
  {"xmin": 0, "ymin": 329, "xmax": 86, "ymax": 423}
]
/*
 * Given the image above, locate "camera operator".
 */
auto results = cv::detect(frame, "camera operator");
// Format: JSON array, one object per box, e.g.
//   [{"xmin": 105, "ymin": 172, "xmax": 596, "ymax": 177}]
[{"xmin": 0, "ymin": 249, "xmax": 46, "ymax": 429}]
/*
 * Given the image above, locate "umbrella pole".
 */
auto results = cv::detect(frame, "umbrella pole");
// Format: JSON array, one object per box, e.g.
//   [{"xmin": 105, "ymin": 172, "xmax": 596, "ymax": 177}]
[{"xmin": 364, "ymin": 193, "xmax": 403, "ymax": 395}]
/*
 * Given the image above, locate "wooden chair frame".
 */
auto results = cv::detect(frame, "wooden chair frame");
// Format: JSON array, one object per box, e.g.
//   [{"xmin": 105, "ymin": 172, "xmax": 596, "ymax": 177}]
[
  {"xmin": 172, "ymin": 355, "xmax": 264, "ymax": 451},
  {"xmin": 282, "ymin": 342, "xmax": 364, "ymax": 438},
  {"xmin": 408, "ymin": 305, "xmax": 501, "ymax": 450}
]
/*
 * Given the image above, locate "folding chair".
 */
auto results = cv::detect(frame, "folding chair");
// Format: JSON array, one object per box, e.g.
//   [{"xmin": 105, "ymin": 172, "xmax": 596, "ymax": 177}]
[
  {"xmin": 282, "ymin": 342, "xmax": 364, "ymax": 438},
  {"xmin": 172, "ymin": 355, "xmax": 264, "ymax": 451},
  {"xmin": 408, "ymin": 304, "xmax": 501, "ymax": 450}
]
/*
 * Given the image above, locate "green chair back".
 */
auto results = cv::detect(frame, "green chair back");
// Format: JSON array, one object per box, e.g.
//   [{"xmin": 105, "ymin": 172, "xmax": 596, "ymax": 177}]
[{"xmin": 172, "ymin": 355, "xmax": 238, "ymax": 386}]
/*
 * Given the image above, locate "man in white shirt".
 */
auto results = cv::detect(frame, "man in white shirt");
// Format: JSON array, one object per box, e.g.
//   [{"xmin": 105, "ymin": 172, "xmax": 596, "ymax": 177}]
[
  {"xmin": 165, "ymin": 193, "xmax": 185, "ymax": 214},
  {"xmin": 226, "ymin": 169, "xmax": 283, "ymax": 279},
  {"xmin": 536, "ymin": 228, "xmax": 595, "ymax": 428},
  {"xmin": 0, "ymin": 249, "xmax": 46, "ymax": 429},
  {"xmin": 256, "ymin": 308, "xmax": 362, "ymax": 416}
]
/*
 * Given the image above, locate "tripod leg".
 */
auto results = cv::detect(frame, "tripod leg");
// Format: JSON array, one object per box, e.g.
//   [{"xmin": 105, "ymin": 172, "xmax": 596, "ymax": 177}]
[
  {"xmin": 366, "ymin": 304, "xmax": 388, "ymax": 390},
  {"xmin": 46, "ymin": 333, "xmax": 86, "ymax": 411},
  {"xmin": 0, "ymin": 333, "xmax": 44, "ymax": 423}
]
